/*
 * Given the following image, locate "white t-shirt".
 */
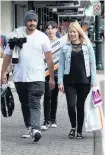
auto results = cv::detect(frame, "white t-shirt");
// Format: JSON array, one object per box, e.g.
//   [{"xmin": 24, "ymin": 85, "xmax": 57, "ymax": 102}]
[{"xmin": 4, "ymin": 27, "xmax": 52, "ymax": 82}]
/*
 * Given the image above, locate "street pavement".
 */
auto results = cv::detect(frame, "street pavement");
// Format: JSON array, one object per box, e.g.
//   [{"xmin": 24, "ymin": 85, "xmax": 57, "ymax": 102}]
[
  {"xmin": 1, "ymin": 71, "xmax": 104, "ymax": 155},
  {"xmin": 1, "ymin": 40, "xmax": 105, "ymax": 155},
  {"xmin": 1, "ymin": 90, "xmax": 94, "ymax": 155}
]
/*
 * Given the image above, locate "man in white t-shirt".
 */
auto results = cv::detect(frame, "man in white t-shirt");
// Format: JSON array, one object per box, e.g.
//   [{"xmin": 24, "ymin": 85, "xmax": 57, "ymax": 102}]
[{"xmin": 1, "ymin": 10, "xmax": 55, "ymax": 142}]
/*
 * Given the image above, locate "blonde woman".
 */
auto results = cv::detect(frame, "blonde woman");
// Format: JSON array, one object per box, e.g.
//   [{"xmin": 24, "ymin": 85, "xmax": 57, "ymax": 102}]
[{"xmin": 58, "ymin": 21, "xmax": 97, "ymax": 139}]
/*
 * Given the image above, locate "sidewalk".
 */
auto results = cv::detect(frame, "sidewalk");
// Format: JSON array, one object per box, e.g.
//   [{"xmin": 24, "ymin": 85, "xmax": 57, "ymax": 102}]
[
  {"xmin": 1, "ymin": 89, "xmax": 94, "ymax": 155},
  {"xmin": 1, "ymin": 92, "xmax": 94, "ymax": 155},
  {"xmin": 1, "ymin": 71, "xmax": 104, "ymax": 155}
]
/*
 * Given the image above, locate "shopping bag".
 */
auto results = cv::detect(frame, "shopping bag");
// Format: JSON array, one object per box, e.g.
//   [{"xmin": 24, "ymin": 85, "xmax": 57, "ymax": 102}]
[
  {"xmin": 1, "ymin": 86, "xmax": 15, "ymax": 117},
  {"xmin": 84, "ymin": 89, "xmax": 104, "ymax": 132},
  {"xmin": 92, "ymin": 86, "xmax": 102, "ymax": 107}
]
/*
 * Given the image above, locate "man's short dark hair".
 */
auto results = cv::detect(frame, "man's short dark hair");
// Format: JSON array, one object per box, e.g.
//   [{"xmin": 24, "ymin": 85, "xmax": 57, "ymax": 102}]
[{"xmin": 46, "ymin": 21, "xmax": 58, "ymax": 29}]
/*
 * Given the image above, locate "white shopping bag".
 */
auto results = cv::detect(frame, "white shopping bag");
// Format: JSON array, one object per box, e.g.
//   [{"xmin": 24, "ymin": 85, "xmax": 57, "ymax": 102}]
[{"xmin": 84, "ymin": 89, "xmax": 104, "ymax": 132}]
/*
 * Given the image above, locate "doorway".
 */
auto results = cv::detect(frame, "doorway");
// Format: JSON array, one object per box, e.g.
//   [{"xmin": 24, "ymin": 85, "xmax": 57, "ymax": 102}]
[{"xmin": 14, "ymin": 1, "xmax": 28, "ymax": 28}]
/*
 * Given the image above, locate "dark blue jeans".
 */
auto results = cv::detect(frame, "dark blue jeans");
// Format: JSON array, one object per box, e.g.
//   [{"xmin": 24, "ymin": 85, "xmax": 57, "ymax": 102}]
[{"xmin": 15, "ymin": 81, "xmax": 45, "ymax": 130}]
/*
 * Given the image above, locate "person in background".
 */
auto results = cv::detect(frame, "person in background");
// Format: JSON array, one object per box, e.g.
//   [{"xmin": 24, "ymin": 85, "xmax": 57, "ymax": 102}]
[
  {"xmin": 82, "ymin": 25, "xmax": 88, "ymax": 36},
  {"xmin": 0, "ymin": 50, "xmax": 12, "ymax": 82},
  {"xmin": 45, "ymin": 21, "xmax": 61, "ymax": 38},
  {"xmin": 0, "ymin": 37, "xmax": 4, "ymax": 58},
  {"xmin": 0, "ymin": 35, "xmax": 8, "ymax": 49},
  {"xmin": 38, "ymin": 24, "xmax": 44, "ymax": 32},
  {"xmin": 59, "ymin": 26, "xmax": 66, "ymax": 37},
  {"xmin": 58, "ymin": 21, "xmax": 97, "ymax": 139},
  {"xmin": 0, "ymin": 35, "xmax": 8, "ymax": 57},
  {"xmin": 0, "ymin": 35, "xmax": 11, "ymax": 80},
  {"xmin": 1, "ymin": 10, "xmax": 55, "ymax": 142},
  {"xmin": 45, "ymin": 31, "xmax": 61, "ymax": 38},
  {"xmin": 41, "ymin": 21, "xmax": 60, "ymax": 130}
]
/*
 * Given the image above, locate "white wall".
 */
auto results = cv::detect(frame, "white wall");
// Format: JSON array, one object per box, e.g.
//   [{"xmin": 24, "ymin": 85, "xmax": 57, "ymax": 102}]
[{"xmin": 1, "ymin": 1, "xmax": 13, "ymax": 35}]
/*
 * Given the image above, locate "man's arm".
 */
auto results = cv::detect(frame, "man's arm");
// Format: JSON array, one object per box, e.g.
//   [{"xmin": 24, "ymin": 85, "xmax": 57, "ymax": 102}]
[
  {"xmin": 1, "ymin": 54, "xmax": 12, "ymax": 83},
  {"xmin": 44, "ymin": 51, "xmax": 55, "ymax": 89},
  {"xmin": 44, "ymin": 51, "xmax": 54, "ymax": 79},
  {"xmin": 2, "ymin": 54, "xmax": 12, "ymax": 73}
]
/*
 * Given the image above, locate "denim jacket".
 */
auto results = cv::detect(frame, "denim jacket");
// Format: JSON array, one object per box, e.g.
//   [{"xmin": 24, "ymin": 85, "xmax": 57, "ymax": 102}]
[{"xmin": 58, "ymin": 41, "xmax": 97, "ymax": 86}]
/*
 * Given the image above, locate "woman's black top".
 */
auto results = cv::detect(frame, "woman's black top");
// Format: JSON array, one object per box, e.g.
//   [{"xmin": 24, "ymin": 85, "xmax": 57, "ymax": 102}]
[{"xmin": 63, "ymin": 43, "xmax": 91, "ymax": 85}]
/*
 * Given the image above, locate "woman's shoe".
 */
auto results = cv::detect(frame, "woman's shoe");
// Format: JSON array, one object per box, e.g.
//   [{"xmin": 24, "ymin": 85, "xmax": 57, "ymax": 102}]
[
  {"xmin": 69, "ymin": 129, "xmax": 76, "ymax": 138},
  {"xmin": 76, "ymin": 132, "xmax": 83, "ymax": 139}
]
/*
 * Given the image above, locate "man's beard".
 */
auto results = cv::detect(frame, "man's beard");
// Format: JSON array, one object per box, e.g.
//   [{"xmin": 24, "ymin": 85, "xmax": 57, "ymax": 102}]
[{"xmin": 28, "ymin": 24, "xmax": 36, "ymax": 31}]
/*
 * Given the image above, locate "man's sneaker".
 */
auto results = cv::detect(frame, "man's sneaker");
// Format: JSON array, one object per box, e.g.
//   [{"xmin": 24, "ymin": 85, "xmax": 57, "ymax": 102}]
[
  {"xmin": 41, "ymin": 121, "xmax": 50, "ymax": 131},
  {"xmin": 50, "ymin": 120, "xmax": 57, "ymax": 128},
  {"xmin": 21, "ymin": 127, "xmax": 32, "ymax": 138},
  {"xmin": 32, "ymin": 129, "xmax": 42, "ymax": 142}
]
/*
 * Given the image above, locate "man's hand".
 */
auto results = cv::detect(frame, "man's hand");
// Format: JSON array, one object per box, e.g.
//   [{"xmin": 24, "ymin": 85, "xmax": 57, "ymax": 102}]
[
  {"xmin": 49, "ymin": 78, "xmax": 55, "ymax": 90},
  {"xmin": 1, "ymin": 73, "xmax": 7, "ymax": 84}
]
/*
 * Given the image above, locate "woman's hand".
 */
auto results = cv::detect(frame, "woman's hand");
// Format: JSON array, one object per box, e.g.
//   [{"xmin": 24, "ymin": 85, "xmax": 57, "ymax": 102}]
[
  {"xmin": 91, "ymin": 84, "xmax": 97, "ymax": 88},
  {"xmin": 58, "ymin": 84, "xmax": 64, "ymax": 93}
]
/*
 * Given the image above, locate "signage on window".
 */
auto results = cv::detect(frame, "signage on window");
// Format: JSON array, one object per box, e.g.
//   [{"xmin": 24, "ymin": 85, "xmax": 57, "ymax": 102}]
[{"xmin": 46, "ymin": 1, "xmax": 80, "ymax": 8}]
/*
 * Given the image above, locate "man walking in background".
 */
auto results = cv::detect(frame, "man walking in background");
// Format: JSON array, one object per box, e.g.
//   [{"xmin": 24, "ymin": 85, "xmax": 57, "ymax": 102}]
[{"xmin": 41, "ymin": 21, "xmax": 60, "ymax": 130}]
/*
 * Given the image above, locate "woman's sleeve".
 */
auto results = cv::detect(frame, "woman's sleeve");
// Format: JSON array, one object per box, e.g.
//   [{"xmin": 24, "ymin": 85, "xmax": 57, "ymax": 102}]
[
  {"xmin": 58, "ymin": 47, "xmax": 65, "ymax": 84},
  {"xmin": 88, "ymin": 43, "xmax": 97, "ymax": 86}
]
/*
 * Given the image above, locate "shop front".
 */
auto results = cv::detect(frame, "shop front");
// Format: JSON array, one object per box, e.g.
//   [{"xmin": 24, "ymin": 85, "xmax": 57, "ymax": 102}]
[{"xmin": 1, "ymin": 1, "xmax": 88, "ymax": 35}]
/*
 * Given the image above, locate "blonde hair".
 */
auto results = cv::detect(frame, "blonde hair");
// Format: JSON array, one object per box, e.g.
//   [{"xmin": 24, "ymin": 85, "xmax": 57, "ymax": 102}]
[{"xmin": 68, "ymin": 21, "xmax": 88, "ymax": 44}]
